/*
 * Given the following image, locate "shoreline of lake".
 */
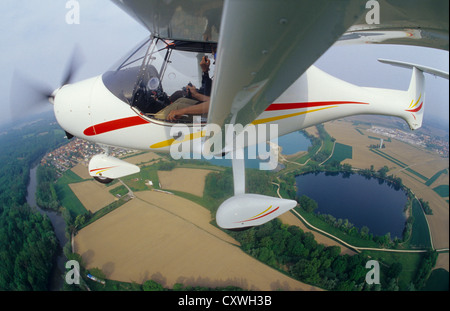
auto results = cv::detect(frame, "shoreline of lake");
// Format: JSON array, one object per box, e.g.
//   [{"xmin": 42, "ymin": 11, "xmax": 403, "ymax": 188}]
[{"xmin": 295, "ymin": 170, "xmax": 408, "ymax": 238}]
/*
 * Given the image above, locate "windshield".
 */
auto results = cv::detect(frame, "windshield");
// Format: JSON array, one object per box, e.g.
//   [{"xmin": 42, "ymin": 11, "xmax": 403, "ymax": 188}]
[
  {"xmin": 102, "ymin": 37, "xmax": 161, "ymax": 103},
  {"xmin": 102, "ymin": 37, "xmax": 216, "ymax": 119}
]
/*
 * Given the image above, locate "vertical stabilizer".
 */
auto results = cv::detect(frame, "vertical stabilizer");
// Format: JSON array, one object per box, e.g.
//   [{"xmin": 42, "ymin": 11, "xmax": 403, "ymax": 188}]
[
  {"xmin": 404, "ymin": 66, "xmax": 425, "ymax": 130},
  {"xmin": 378, "ymin": 59, "xmax": 449, "ymax": 130}
]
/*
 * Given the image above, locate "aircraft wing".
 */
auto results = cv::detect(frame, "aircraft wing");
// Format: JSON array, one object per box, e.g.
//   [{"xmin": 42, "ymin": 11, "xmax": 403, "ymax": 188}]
[
  {"xmin": 112, "ymin": 0, "xmax": 449, "ymax": 143},
  {"xmin": 338, "ymin": 0, "xmax": 449, "ymax": 50},
  {"xmin": 110, "ymin": 0, "xmax": 224, "ymax": 42},
  {"xmin": 206, "ymin": 0, "xmax": 367, "ymax": 134}
]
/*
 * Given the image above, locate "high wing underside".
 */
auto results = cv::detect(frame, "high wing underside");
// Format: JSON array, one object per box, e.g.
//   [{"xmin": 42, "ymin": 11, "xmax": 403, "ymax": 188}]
[
  {"xmin": 111, "ymin": 0, "xmax": 449, "ymax": 140},
  {"xmin": 111, "ymin": 0, "xmax": 224, "ymax": 42},
  {"xmin": 340, "ymin": 0, "xmax": 449, "ymax": 51}
]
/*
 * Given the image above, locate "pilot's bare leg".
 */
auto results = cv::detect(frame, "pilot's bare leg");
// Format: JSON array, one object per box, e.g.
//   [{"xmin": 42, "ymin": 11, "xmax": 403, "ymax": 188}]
[{"xmin": 154, "ymin": 98, "xmax": 198, "ymax": 120}]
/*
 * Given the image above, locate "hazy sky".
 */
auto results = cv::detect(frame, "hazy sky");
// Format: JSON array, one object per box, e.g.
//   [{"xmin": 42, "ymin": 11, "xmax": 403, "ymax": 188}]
[{"xmin": 1, "ymin": 1, "xmax": 448, "ymax": 127}]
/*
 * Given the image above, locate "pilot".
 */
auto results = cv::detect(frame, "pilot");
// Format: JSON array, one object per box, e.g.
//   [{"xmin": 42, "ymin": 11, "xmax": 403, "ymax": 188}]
[
  {"xmin": 173, "ymin": 55, "xmax": 212, "ymax": 100},
  {"xmin": 154, "ymin": 55, "xmax": 213, "ymax": 121}
]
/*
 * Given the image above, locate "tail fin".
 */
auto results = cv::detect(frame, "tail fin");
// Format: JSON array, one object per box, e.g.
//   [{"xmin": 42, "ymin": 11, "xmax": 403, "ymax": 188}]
[
  {"xmin": 378, "ymin": 59, "xmax": 449, "ymax": 130},
  {"xmin": 404, "ymin": 66, "xmax": 425, "ymax": 130}
]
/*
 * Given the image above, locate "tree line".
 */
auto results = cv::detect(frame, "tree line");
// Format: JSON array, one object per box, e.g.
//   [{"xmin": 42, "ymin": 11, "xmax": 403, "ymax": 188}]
[
  {"xmin": 36, "ymin": 165, "xmax": 60, "ymax": 211},
  {"xmin": 227, "ymin": 218, "xmax": 407, "ymax": 291},
  {"xmin": 0, "ymin": 205, "xmax": 58, "ymax": 290},
  {"xmin": 0, "ymin": 113, "xmax": 67, "ymax": 290}
]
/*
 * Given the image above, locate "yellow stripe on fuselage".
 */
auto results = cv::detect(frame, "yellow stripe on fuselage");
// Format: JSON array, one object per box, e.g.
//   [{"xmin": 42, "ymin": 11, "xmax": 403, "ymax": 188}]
[
  {"xmin": 150, "ymin": 130, "xmax": 206, "ymax": 149},
  {"xmin": 251, "ymin": 106, "xmax": 337, "ymax": 125},
  {"xmin": 150, "ymin": 106, "xmax": 337, "ymax": 149}
]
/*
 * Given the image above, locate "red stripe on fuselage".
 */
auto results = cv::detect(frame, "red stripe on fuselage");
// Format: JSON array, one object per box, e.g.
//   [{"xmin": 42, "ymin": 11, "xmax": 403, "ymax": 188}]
[
  {"xmin": 82, "ymin": 102, "xmax": 369, "ymax": 136},
  {"xmin": 84, "ymin": 116, "xmax": 149, "ymax": 136},
  {"xmin": 265, "ymin": 101, "xmax": 369, "ymax": 111}
]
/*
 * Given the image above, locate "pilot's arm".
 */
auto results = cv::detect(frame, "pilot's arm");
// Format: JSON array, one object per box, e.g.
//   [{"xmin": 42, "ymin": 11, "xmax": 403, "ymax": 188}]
[
  {"xmin": 187, "ymin": 85, "xmax": 210, "ymax": 102},
  {"xmin": 198, "ymin": 56, "xmax": 212, "ymax": 96}
]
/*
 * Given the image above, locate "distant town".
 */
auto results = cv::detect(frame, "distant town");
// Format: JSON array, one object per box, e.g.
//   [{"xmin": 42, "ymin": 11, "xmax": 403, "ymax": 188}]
[
  {"xmin": 367, "ymin": 126, "xmax": 449, "ymax": 157},
  {"xmin": 41, "ymin": 137, "xmax": 137, "ymax": 173}
]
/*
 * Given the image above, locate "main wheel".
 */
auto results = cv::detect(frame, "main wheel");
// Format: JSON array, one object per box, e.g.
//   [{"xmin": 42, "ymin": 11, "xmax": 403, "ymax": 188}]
[{"xmin": 93, "ymin": 176, "xmax": 114, "ymax": 184}]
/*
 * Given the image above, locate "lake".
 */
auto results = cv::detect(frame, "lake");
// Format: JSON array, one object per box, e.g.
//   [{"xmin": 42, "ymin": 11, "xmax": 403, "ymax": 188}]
[
  {"xmin": 195, "ymin": 130, "xmax": 312, "ymax": 168},
  {"xmin": 277, "ymin": 130, "xmax": 311, "ymax": 155},
  {"xmin": 295, "ymin": 172, "xmax": 407, "ymax": 238}
]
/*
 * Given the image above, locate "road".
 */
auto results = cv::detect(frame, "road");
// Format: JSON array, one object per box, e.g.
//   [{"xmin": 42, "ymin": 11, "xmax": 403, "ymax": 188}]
[{"xmin": 119, "ymin": 179, "xmax": 135, "ymax": 198}]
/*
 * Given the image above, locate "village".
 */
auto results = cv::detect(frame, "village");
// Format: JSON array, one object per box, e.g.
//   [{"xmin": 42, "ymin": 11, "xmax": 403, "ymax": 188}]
[
  {"xmin": 367, "ymin": 125, "xmax": 449, "ymax": 157},
  {"xmin": 40, "ymin": 137, "xmax": 137, "ymax": 174}
]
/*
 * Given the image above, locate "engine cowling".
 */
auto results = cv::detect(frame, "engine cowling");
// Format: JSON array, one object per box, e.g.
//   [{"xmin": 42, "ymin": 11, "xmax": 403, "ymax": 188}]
[{"xmin": 216, "ymin": 194, "xmax": 297, "ymax": 230}]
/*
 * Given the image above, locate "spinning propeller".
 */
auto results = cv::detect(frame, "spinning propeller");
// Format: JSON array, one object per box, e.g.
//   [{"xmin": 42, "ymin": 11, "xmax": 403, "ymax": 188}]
[{"xmin": 10, "ymin": 46, "xmax": 84, "ymax": 121}]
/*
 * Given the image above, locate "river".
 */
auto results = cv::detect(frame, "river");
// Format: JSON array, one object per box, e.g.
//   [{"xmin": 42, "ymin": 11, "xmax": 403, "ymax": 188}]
[{"xmin": 26, "ymin": 165, "xmax": 67, "ymax": 291}]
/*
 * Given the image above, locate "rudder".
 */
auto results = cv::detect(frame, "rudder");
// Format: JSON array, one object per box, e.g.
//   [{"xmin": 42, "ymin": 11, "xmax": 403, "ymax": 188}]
[
  {"xmin": 378, "ymin": 58, "xmax": 449, "ymax": 130},
  {"xmin": 404, "ymin": 66, "xmax": 425, "ymax": 130}
]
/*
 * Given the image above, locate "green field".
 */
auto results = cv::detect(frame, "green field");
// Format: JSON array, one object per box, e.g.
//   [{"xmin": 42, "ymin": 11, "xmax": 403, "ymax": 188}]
[
  {"xmin": 325, "ymin": 143, "xmax": 352, "ymax": 164},
  {"xmin": 55, "ymin": 169, "xmax": 87, "ymax": 216},
  {"xmin": 120, "ymin": 164, "xmax": 161, "ymax": 192},
  {"xmin": 109, "ymin": 185, "xmax": 129, "ymax": 197},
  {"xmin": 362, "ymin": 250, "xmax": 424, "ymax": 290},
  {"xmin": 433, "ymin": 185, "xmax": 449, "ymax": 198},
  {"xmin": 408, "ymin": 199, "xmax": 432, "ymax": 249},
  {"xmin": 425, "ymin": 168, "xmax": 448, "ymax": 186},
  {"xmin": 423, "ymin": 268, "xmax": 449, "ymax": 291}
]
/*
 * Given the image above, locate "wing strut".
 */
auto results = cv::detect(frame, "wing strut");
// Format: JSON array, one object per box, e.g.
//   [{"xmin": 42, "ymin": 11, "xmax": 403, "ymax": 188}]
[{"xmin": 216, "ymin": 144, "xmax": 297, "ymax": 230}]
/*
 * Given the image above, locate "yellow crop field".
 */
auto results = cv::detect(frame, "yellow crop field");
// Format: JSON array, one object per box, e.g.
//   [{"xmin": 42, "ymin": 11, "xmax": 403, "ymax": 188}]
[
  {"xmin": 126, "ymin": 152, "xmax": 162, "ymax": 165},
  {"xmin": 74, "ymin": 191, "xmax": 319, "ymax": 290},
  {"xmin": 158, "ymin": 168, "xmax": 212, "ymax": 197},
  {"xmin": 71, "ymin": 162, "xmax": 91, "ymax": 179},
  {"xmin": 69, "ymin": 180, "xmax": 117, "ymax": 213}
]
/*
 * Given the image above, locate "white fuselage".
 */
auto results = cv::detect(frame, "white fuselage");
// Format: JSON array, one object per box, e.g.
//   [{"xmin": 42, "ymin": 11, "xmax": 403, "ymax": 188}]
[{"xmin": 53, "ymin": 64, "xmax": 422, "ymax": 154}]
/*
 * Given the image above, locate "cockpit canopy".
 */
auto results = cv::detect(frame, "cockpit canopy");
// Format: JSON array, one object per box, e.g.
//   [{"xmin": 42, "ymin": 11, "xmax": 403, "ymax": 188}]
[{"xmin": 102, "ymin": 37, "xmax": 216, "ymax": 119}]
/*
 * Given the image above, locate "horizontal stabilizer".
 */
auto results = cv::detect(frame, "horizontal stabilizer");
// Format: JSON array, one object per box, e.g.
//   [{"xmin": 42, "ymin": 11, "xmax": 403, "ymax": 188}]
[{"xmin": 378, "ymin": 58, "xmax": 449, "ymax": 79}]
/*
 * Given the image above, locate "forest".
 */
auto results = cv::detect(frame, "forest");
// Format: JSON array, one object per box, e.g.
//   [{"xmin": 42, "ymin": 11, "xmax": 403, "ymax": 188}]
[
  {"xmin": 229, "ymin": 218, "xmax": 375, "ymax": 290},
  {"xmin": 0, "ymin": 113, "xmax": 67, "ymax": 290},
  {"xmin": 36, "ymin": 165, "xmax": 60, "ymax": 211}
]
